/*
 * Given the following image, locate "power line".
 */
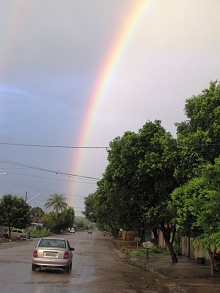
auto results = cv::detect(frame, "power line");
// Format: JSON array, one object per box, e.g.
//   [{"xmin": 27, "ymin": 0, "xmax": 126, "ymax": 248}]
[
  {"xmin": 0, "ymin": 158, "xmax": 100, "ymax": 180},
  {"xmin": 0, "ymin": 179, "xmax": 90, "ymax": 198},
  {"xmin": 0, "ymin": 142, "xmax": 109, "ymax": 149},
  {"xmin": 1, "ymin": 142, "xmax": 219, "ymax": 150},
  {"xmin": 0, "ymin": 178, "xmax": 43, "ymax": 192},
  {"xmin": 2, "ymin": 171, "xmax": 97, "ymax": 184}
]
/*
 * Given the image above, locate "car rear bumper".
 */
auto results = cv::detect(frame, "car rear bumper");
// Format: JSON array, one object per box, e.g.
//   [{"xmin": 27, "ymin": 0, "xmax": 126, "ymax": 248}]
[{"xmin": 32, "ymin": 257, "xmax": 71, "ymax": 267}]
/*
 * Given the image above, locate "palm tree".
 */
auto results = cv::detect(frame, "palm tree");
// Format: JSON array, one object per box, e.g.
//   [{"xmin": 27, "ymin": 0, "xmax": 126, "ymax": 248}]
[{"xmin": 44, "ymin": 194, "xmax": 68, "ymax": 219}]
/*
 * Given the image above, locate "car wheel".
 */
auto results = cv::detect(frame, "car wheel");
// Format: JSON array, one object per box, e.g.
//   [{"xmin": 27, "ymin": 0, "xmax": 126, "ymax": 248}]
[
  {"xmin": 70, "ymin": 262, "xmax": 72, "ymax": 270},
  {"xmin": 65, "ymin": 264, "xmax": 70, "ymax": 274},
  {"xmin": 32, "ymin": 264, "xmax": 36, "ymax": 272}
]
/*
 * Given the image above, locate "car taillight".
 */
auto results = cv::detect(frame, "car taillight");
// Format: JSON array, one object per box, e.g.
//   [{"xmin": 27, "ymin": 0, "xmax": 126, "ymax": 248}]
[
  {"xmin": 64, "ymin": 251, "xmax": 69, "ymax": 259},
  {"xmin": 33, "ymin": 249, "xmax": 38, "ymax": 258}
]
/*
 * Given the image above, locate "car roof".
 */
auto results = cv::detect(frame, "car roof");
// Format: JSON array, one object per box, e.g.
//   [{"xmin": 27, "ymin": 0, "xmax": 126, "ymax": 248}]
[{"xmin": 40, "ymin": 237, "xmax": 66, "ymax": 241}]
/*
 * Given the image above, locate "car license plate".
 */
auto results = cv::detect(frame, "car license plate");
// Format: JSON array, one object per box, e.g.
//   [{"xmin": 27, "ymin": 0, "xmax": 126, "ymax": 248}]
[{"xmin": 45, "ymin": 252, "xmax": 57, "ymax": 257}]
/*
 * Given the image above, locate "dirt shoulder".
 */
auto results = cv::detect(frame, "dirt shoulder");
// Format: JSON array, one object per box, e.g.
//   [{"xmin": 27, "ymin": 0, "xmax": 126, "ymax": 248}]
[{"xmin": 112, "ymin": 239, "xmax": 220, "ymax": 293}]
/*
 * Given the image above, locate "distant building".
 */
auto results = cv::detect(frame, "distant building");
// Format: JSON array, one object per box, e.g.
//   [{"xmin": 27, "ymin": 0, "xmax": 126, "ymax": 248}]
[{"xmin": 31, "ymin": 217, "xmax": 44, "ymax": 229}]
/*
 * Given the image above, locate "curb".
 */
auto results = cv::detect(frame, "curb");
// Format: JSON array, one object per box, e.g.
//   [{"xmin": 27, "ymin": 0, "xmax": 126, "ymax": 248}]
[
  {"xmin": 145, "ymin": 264, "xmax": 188, "ymax": 293},
  {"xmin": 127, "ymin": 255, "xmax": 191, "ymax": 293}
]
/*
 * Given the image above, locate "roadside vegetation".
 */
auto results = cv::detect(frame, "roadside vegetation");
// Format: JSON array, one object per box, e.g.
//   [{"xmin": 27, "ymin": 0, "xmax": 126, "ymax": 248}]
[
  {"xmin": 29, "ymin": 228, "xmax": 49, "ymax": 238},
  {"xmin": 0, "ymin": 192, "xmax": 96, "ymax": 241},
  {"xmin": 127, "ymin": 247, "xmax": 169, "ymax": 258},
  {"xmin": 0, "ymin": 81, "xmax": 219, "ymax": 276},
  {"xmin": 0, "ymin": 193, "xmax": 75, "ymax": 239},
  {"xmin": 83, "ymin": 81, "xmax": 220, "ymax": 276},
  {"xmin": 0, "ymin": 194, "xmax": 32, "ymax": 238}
]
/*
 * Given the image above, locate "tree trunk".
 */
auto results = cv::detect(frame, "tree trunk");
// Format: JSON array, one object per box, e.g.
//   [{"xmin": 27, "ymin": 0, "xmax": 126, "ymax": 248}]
[
  {"xmin": 160, "ymin": 223, "xmax": 178, "ymax": 264},
  {"xmin": 152, "ymin": 227, "xmax": 158, "ymax": 246},
  {"xmin": 139, "ymin": 229, "xmax": 145, "ymax": 242},
  {"xmin": 166, "ymin": 241, "xmax": 178, "ymax": 264},
  {"xmin": 113, "ymin": 229, "xmax": 119, "ymax": 239},
  {"xmin": 210, "ymin": 256, "xmax": 215, "ymax": 277},
  {"xmin": 55, "ymin": 205, "xmax": 58, "ymax": 219},
  {"xmin": 208, "ymin": 249, "xmax": 216, "ymax": 277}
]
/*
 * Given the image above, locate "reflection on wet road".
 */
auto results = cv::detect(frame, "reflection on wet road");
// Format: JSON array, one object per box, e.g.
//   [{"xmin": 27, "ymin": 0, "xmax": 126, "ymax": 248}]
[{"xmin": 0, "ymin": 232, "xmax": 165, "ymax": 293}]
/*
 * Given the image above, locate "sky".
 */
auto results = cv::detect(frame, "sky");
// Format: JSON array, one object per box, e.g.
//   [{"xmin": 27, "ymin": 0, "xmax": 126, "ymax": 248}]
[{"xmin": 0, "ymin": 0, "xmax": 220, "ymax": 216}]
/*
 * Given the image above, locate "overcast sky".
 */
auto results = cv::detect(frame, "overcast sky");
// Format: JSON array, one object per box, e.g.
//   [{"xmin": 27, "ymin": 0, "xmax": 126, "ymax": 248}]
[{"xmin": 0, "ymin": 0, "xmax": 220, "ymax": 215}]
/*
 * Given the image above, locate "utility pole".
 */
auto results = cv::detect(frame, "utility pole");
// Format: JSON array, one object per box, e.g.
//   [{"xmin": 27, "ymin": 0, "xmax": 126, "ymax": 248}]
[{"xmin": 25, "ymin": 191, "xmax": 27, "ymax": 202}]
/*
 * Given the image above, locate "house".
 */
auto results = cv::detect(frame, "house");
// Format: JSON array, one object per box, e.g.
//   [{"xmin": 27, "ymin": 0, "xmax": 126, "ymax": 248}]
[{"xmin": 30, "ymin": 217, "xmax": 44, "ymax": 230}]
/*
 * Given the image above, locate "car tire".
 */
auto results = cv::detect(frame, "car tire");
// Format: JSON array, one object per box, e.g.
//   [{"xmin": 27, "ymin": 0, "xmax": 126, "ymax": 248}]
[
  {"xmin": 65, "ymin": 264, "xmax": 70, "ymax": 274},
  {"xmin": 32, "ymin": 264, "xmax": 36, "ymax": 272},
  {"xmin": 70, "ymin": 262, "xmax": 72, "ymax": 270}
]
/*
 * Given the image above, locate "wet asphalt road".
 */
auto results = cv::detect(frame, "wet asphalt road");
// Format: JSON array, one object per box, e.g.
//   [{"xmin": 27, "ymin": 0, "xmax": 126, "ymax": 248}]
[{"xmin": 0, "ymin": 231, "xmax": 168, "ymax": 293}]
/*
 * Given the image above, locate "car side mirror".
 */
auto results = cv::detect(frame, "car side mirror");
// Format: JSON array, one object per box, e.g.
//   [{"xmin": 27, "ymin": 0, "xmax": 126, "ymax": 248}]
[{"xmin": 70, "ymin": 248, "xmax": 75, "ymax": 251}]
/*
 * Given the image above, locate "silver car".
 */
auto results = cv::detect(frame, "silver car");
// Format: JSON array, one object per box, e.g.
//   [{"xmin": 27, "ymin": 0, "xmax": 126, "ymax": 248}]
[{"xmin": 32, "ymin": 237, "xmax": 75, "ymax": 273}]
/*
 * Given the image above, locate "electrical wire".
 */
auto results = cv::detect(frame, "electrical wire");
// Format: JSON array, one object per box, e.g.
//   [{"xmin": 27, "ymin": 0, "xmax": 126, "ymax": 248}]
[
  {"xmin": 1, "ymin": 171, "xmax": 97, "ymax": 184},
  {"xmin": 0, "ymin": 158, "xmax": 100, "ymax": 180},
  {"xmin": 0, "ymin": 178, "xmax": 89, "ymax": 198},
  {"xmin": 0, "ymin": 142, "xmax": 109, "ymax": 149}
]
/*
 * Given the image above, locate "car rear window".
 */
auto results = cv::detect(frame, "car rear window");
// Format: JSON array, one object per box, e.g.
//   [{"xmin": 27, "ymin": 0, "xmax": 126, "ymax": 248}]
[{"xmin": 38, "ymin": 239, "xmax": 66, "ymax": 248}]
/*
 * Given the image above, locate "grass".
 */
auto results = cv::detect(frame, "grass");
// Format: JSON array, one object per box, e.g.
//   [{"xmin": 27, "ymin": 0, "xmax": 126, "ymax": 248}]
[
  {"xmin": 126, "ymin": 246, "xmax": 169, "ymax": 258},
  {"xmin": 29, "ymin": 229, "xmax": 50, "ymax": 238},
  {"xmin": 128, "ymin": 249, "xmax": 146, "ymax": 257}
]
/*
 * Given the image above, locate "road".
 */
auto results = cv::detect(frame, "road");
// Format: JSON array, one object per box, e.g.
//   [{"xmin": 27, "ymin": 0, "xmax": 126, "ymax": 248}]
[{"xmin": 0, "ymin": 231, "xmax": 170, "ymax": 293}]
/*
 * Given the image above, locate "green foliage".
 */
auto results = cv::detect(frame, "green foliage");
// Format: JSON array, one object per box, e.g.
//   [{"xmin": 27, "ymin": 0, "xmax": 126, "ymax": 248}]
[
  {"xmin": 0, "ymin": 194, "xmax": 31, "ymax": 235},
  {"xmin": 42, "ymin": 212, "xmax": 56, "ymax": 230},
  {"xmin": 83, "ymin": 193, "xmax": 96, "ymax": 222},
  {"xmin": 172, "ymin": 157, "xmax": 220, "ymax": 251},
  {"xmin": 87, "ymin": 120, "xmax": 179, "ymax": 261},
  {"xmin": 30, "ymin": 228, "xmax": 49, "ymax": 238},
  {"xmin": 128, "ymin": 249, "xmax": 146, "ymax": 257},
  {"xmin": 44, "ymin": 193, "xmax": 68, "ymax": 219},
  {"xmin": 30, "ymin": 207, "xmax": 45, "ymax": 217},
  {"xmin": 92, "ymin": 120, "xmax": 178, "ymax": 234},
  {"xmin": 149, "ymin": 246, "xmax": 167, "ymax": 254},
  {"xmin": 127, "ymin": 247, "xmax": 168, "ymax": 258},
  {"xmin": 175, "ymin": 81, "xmax": 220, "ymax": 183},
  {"xmin": 43, "ymin": 207, "xmax": 75, "ymax": 233},
  {"xmin": 61, "ymin": 207, "xmax": 75, "ymax": 228},
  {"xmin": 75, "ymin": 217, "xmax": 96, "ymax": 230},
  {"xmin": 83, "ymin": 81, "xmax": 220, "ymax": 265}
]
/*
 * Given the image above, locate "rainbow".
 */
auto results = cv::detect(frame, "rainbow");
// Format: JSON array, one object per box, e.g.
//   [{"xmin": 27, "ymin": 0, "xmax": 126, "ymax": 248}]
[{"xmin": 69, "ymin": 0, "xmax": 154, "ymax": 206}]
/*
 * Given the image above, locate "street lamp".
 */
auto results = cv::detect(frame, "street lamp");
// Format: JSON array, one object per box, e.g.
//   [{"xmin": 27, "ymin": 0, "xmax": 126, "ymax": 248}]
[{"xmin": 26, "ymin": 194, "xmax": 40, "ymax": 203}]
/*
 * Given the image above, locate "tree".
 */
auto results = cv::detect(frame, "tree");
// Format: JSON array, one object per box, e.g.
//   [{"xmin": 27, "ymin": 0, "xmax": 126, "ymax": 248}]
[
  {"xmin": 44, "ymin": 194, "xmax": 68, "ymax": 219},
  {"xmin": 175, "ymin": 81, "xmax": 220, "ymax": 183},
  {"xmin": 43, "ymin": 207, "xmax": 75, "ymax": 233},
  {"xmin": 62, "ymin": 207, "xmax": 75, "ymax": 229},
  {"xmin": 0, "ymin": 194, "xmax": 31, "ymax": 237},
  {"xmin": 74, "ymin": 217, "xmax": 95, "ymax": 231},
  {"xmin": 83, "ymin": 193, "xmax": 96, "ymax": 222},
  {"xmin": 92, "ymin": 120, "xmax": 179, "ymax": 263},
  {"xmin": 30, "ymin": 207, "xmax": 45, "ymax": 217},
  {"xmin": 94, "ymin": 177, "xmax": 122, "ymax": 238},
  {"xmin": 171, "ymin": 157, "xmax": 220, "ymax": 276}
]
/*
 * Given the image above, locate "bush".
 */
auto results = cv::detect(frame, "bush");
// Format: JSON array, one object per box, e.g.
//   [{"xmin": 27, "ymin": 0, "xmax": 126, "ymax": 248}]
[
  {"xmin": 126, "ymin": 246, "xmax": 169, "ymax": 258},
  {"xmin": 149, "ymin": 246, "xmax": 166, "ymax": 254},
  {"xmin": 128, "ymin": 249, "xmax": 146, "ymax": 257},
  {"xmin": 29, "ymin": 229, "xmax": 49, "ymax": 238}
]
